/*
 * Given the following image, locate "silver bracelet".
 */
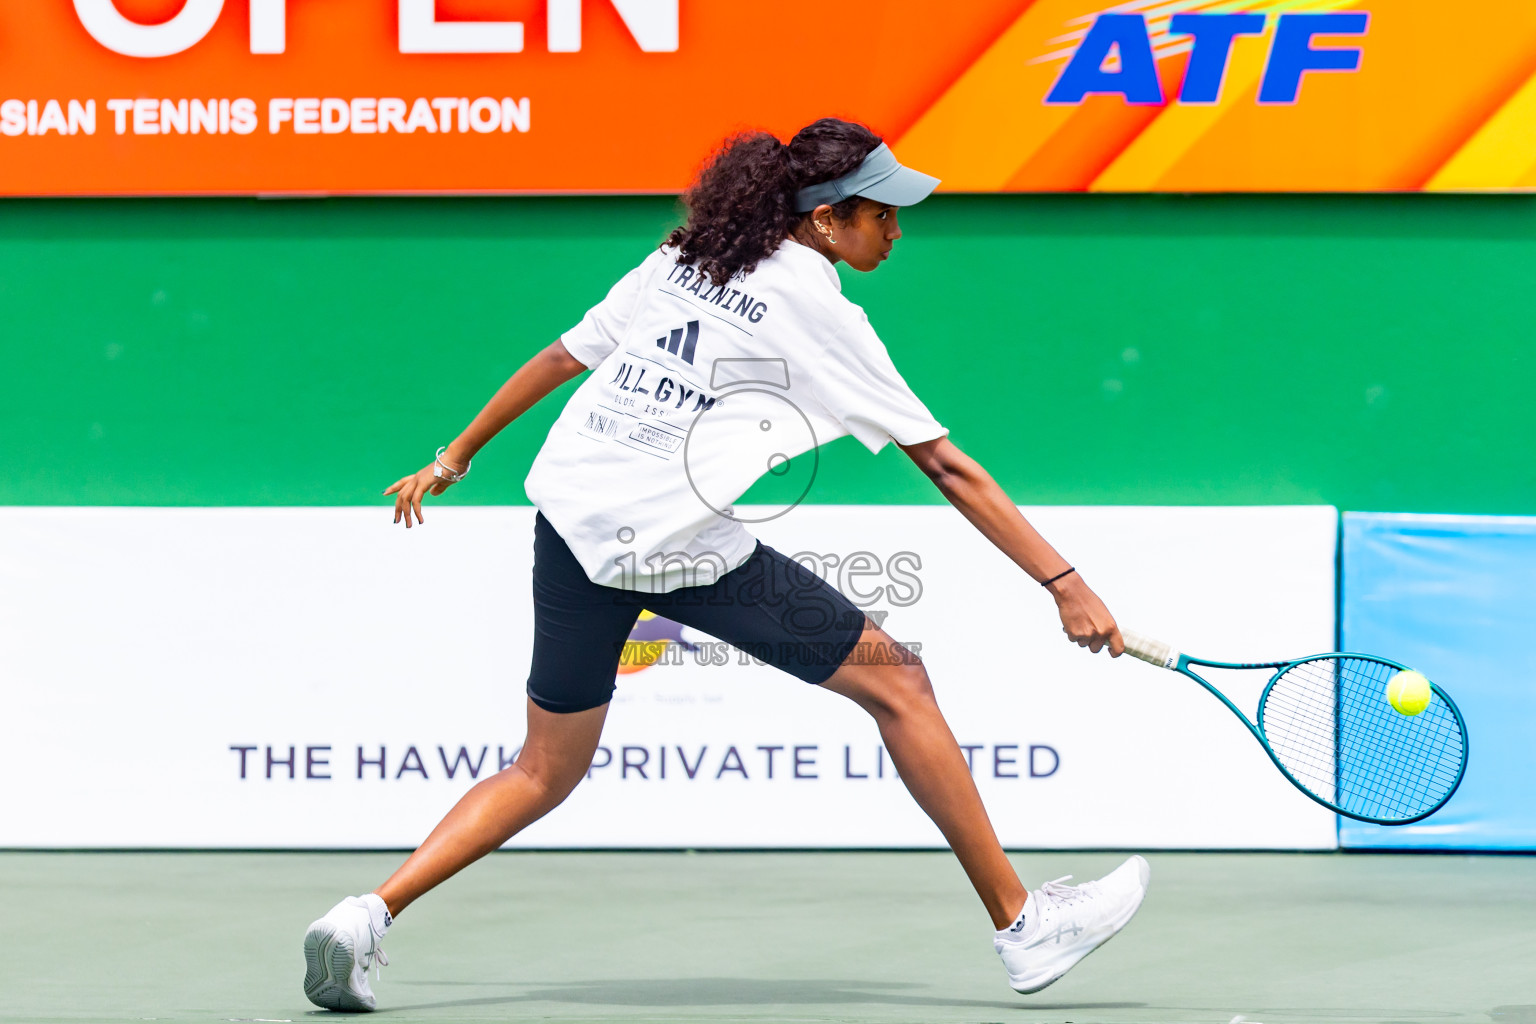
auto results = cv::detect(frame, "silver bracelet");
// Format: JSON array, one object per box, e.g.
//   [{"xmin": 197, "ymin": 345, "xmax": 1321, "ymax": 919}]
[{"xmin": 433, "ymin": 446, "xmax": 471, "ymax": 483}]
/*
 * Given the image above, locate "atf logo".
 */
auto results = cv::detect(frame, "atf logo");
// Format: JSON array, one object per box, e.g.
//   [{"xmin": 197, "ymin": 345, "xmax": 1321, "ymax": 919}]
[
  {"xmin": 1043, "ymin": 4, "xmax": 1367, "ymax": 106},
  {"xmin": 617, "ymin": 610, "xmax": 698, "ymax": 675}
]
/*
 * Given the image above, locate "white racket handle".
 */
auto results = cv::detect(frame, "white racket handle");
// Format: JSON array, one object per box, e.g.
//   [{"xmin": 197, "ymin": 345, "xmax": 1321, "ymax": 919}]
[{"xmin": 1122, "ymin": 630, "xmax": 1181, "ymax": 670}]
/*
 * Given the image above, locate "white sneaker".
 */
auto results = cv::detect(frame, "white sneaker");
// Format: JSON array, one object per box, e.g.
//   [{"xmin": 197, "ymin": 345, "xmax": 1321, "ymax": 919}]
[
  {"xmin": 994, "ymin": 855, "xmax": 1150, "ymax": 994},
  {"xmin": 302, "ymin": 894, "xmax": 392, "ymax": 1012}
]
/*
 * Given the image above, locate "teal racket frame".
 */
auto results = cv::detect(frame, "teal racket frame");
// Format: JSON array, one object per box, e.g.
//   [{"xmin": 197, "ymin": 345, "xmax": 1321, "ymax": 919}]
[{"xmin": 1144, "ymin": 645, "xmax": 1470, "ymax": 826}]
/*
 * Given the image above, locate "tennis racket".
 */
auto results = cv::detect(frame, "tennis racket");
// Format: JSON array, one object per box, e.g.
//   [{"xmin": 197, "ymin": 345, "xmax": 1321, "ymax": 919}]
[{"xmin": 1121, "ymin": 631, "xmax": 1468, "ymax": 825}]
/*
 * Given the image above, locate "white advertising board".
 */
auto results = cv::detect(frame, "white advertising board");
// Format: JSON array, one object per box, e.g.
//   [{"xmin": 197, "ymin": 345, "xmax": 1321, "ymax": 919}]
[{"xmin": 0, "ymin": 505, "xmax": 1338, "ymax": 849}]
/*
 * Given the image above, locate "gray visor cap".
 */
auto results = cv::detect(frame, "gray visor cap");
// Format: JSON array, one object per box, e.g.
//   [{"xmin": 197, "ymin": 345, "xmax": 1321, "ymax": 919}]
[{"xmin": 793, "ymin": 143, "xmax": 941, "ymax": 213}]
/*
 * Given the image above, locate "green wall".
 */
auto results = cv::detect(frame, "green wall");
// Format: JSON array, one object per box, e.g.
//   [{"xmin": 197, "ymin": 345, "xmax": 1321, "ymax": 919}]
[{"xmin": 2, "ymin": 195, "xmax": 1532, "ymax": 512}]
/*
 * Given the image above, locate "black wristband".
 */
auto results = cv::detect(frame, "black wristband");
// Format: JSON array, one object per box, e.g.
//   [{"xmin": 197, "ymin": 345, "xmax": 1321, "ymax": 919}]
[{"xmin": 1041, "ymin": 567, "xmax": 1077, "ymax": 588}]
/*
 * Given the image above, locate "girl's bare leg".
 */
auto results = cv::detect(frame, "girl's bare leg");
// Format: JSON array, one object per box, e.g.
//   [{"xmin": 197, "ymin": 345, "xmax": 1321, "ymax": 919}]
[
  {"xmin": 821, "ymin": 621, "xmax": 1027, "ymax": 929},
  {"xmin": 374, "ymin": 698, "xmax": 607, "ymax": 916}
]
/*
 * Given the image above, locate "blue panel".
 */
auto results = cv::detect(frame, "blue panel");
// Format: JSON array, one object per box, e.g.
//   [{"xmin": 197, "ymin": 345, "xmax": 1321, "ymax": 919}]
[{"xmin": 1341, "ymin": 513, "xmax": 1536, "ymax": 849}]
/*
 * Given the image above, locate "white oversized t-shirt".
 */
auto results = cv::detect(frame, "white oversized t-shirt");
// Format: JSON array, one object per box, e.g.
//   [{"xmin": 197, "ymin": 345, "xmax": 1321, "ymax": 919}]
[{"xmin": 525, "ymin": 238, "xmax": 947, "ymax": 592}]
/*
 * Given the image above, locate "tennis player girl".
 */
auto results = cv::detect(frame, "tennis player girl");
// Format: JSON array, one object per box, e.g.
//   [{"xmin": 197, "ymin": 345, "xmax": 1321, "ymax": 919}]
[{"xmin": 302, "ymin": 118, "xmax": 1150, "ymax": 1011}]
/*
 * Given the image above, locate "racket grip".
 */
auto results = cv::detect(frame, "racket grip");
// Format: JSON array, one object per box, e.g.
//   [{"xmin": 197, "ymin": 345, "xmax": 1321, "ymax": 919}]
[{"xmin": 1121, "ymin": 630, "xmax": 1180, "ymax": 670}]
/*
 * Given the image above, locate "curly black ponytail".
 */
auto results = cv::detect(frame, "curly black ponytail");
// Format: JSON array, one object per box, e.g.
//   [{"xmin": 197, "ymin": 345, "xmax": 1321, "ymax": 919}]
[{"xmin": 665, "ymin": 118, "xmax": 882, "ymax": 286}]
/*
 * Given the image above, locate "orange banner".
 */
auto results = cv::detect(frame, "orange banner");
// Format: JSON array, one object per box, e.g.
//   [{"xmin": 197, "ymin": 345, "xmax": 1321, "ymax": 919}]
[{"xmin": 4, "ymin": 1, "xmax": 1536, "ymax": 194}]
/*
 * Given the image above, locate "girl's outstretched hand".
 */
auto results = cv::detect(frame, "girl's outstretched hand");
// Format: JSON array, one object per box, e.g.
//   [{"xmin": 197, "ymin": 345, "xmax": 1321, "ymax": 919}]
[
  {"xmin": 1048, "ymin": 573, "xmax": 1125, "ymax": 656},
  {"xmin": 383, "ymin": 463, "xmax": 456, "ymax": 528}
]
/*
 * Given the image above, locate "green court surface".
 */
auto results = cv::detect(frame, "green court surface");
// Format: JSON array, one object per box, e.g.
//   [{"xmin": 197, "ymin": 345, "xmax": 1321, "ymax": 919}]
[{"xmin": 3, "ymin": 851, "xmax": 1532, "ymax": 1024}]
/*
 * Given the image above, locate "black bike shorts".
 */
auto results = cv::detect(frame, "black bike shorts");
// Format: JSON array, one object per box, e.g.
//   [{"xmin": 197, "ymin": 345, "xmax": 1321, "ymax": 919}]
[{"xmin": 527, "ymin": 512, "xmax": 868, "ymax": 713}]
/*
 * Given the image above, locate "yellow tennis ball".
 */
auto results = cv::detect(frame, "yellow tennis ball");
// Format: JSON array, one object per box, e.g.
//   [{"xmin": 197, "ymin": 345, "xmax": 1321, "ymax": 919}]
[{"xmin": 1386, "ymin": 670, "xmax": 1432, "ymax": 716}]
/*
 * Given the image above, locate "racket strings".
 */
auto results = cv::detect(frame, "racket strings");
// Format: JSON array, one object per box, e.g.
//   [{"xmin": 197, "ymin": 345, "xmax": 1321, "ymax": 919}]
[
  {"xmin": 1273, "ymin": 660, "xmax": 1463, "ymax": 820},
  {"xmin": 1259, "ymin": 657, "xmax": 1464, "ymax": 822}
]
